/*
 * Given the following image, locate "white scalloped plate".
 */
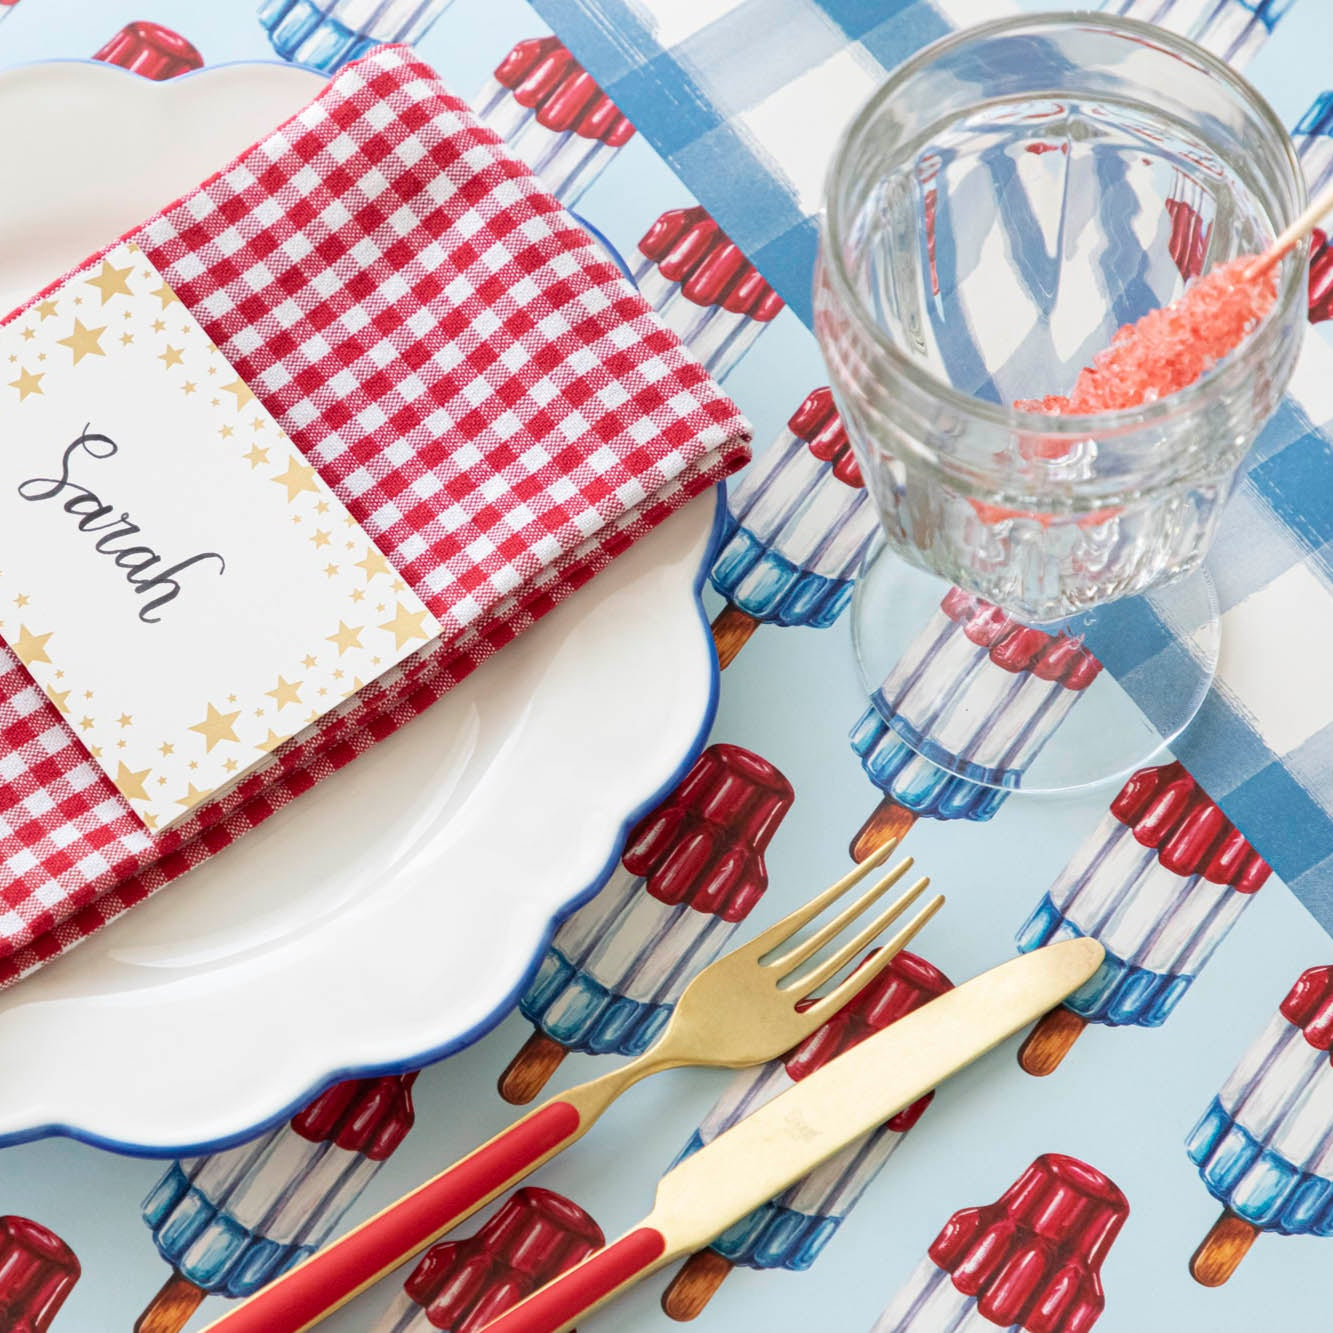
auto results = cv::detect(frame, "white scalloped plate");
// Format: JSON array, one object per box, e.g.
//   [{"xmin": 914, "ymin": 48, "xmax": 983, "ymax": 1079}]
[{"xmin": 0, "ymin": 59, "xmax": 721, "ymax": 1155}]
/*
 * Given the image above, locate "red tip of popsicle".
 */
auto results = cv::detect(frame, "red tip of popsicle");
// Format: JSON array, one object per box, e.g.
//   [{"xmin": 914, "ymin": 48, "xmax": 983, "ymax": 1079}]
[
  {"xmin": 1108, "ymin": 762, "xmax": 1270, "ymax": 889},
  {"xmin": 92, "ymin": 21, "xmax": 204, "ymax": 80},
  {"xmin": 941, "ymin": 600, "xmax": 1102, "ymax": 692},
  {"xmin": 0, "ymin": 1216, "xmax": 81, "ymax": 1333},
  {"xmin": 1309, "ymin": 230, "xmax": 1333, "ymax": 323},
  {"xmin": 404, "ymin": 1187, "xmax": 604, "ymax": 1331},
  {"xmin": 289, "ymin": 1072, "xmax": 418, "ymax": 1160},
  {"xmin": 928, "ymin": 1154, "xmax": 1128, "ymax": 1333},
  {"xmin": 1280, "ymin": 965, "xmax": 1333, "ymax": 1053},
  {"xmin": 493, "ymin": 37, "xmax": 634, "ymax": 145},
  {"xmin": 1165, "ymin": 196, "xmax": 1211, "ymax": 282},
  {"xmin": 784, "ymin": 951, "xmax": 952, "ymax": 1133},
  {"xmin": 787, "ymin": 388, "xmax": 864, "ymax": 489},
  {"xmin": 622, "ymin": 744, "xmax": 794, "ymax": 921},
  {"xmin": 638, "ymin": 207, "xmax": 783, "ymax": 317}
]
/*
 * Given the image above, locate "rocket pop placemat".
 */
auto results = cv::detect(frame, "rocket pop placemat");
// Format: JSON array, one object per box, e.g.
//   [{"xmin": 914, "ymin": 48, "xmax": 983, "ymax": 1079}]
[{"xmin": 0, "ymin": 2, "xmax": 1331, "ymax": 1333}]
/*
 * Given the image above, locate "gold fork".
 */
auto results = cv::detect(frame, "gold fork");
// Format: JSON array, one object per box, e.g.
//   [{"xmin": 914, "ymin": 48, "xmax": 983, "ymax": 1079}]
[{"xmin": 196, "ymin": 840, "xmax": 943, "ymax": 1333}]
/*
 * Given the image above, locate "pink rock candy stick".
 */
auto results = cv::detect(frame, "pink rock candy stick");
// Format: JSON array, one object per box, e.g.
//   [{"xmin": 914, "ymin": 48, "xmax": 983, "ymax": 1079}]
[{"xmin": 1018, "ymin": 256, "xmax": 1276, "ymax": 414}]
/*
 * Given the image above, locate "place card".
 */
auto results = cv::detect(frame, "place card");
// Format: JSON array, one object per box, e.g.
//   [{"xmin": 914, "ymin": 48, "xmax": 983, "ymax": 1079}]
[{"xmin": 0, "ymin": 243, "xmax": 442, "ymax": 832}]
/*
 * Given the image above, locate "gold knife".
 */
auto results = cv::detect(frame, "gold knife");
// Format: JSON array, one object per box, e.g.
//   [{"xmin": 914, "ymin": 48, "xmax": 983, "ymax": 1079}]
[{"xmin": 471, "ymin": 936, "xmax": 1104, "ymax": 1333}]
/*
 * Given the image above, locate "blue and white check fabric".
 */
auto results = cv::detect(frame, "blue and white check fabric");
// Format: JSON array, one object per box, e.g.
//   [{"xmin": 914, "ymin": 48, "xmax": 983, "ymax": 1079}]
[{"xmin": 532, "ymin": 0, "xmax": 1333, "ymax": 921}]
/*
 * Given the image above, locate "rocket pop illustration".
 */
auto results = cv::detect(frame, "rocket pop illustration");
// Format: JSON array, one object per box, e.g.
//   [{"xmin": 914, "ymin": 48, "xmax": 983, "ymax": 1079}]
[
  {"xmin": 499, "ymin": 743, "xmax": 794, "ymax": 1104},
  {"xmin": 0, "ymin": 0, "xmax": 20, "ymax": 24},
  {"xmin": 1100, "ymin": 0, "xmax": 1292, "ymax": 66},
  {"xmin": 1016, "ymin": 762, "xmax": 1269, "ymax": 1076},
  {"xmin": 1294, "ymin": 93, "xmax": 1333, "ymax": 324},
  {"xmin": 474, "ymin": 38, "xmax": 634, "ymax": 209},
  {"xmin": 848, "ymin": 588, "xmax": 1102, "ymax": 862},
  {"xmin": 661, "ymin": 950, "xmax": 952, "ymax": 1321},
  {"xmin": 259, "ymin": 0, "xmax": 453, "ymax": 72},
  {"xmin": 372, "ymin": 1187, "xmax": 604, "ymax": 1332},
  {"xmin": 710, "ymin": 388, "xmax": 879, "ymax": 669},
  {"xmin": 635, "ymin": 207, "xmax": 784, "ymax": 383},
  {"xmin": 1167, "ymin": 88, "xmax": 1332, "ymax": 305},
  {"xmin": 137, "ymin": 1074, "xmax": 417, "ymax": 1333},
  {"xmin": 92, "ymin": 21, "xmax": 204, "ymax": 80},
  {"xmin": 1186, "ymin": 964, "xmax": 1333, "ymax": 1285},
  {"xmin": 870, "ymin": 1154, "xmax": 1129, "ymax": 1333},
  {"xmin": 0, "ymin": 1216, "xmax": 81, "ymax": 1333}
]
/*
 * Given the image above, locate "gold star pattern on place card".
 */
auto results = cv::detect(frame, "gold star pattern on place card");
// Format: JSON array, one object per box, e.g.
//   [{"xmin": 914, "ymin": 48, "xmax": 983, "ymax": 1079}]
[
  {"xmin": 189, "ymin": 702, "xmax": 242, "ymax": 751},
  {"xmin": 85, "ymin": 259, "xmax": 135, "ymax": 306},
  {"xmin": 326, "ymin": 620, "xmax": 363, "ymax": 655},
  {"xmin": 115, "ymin": 763, "xmax": 152, "ymax": 802},
  {"xmin": 176, "ymin": 782, "xmax": 213, "ymax": 809},
  {"xmin": 221, "ymin": 378, "xmax": 255, "ymax": 411},
  {"xmin": 0, "ymin": 241, "xmax": 441, "ymax": 833},
  {"xmin": 354, "ymin": 546, "xmax": 392, "ymax": 582},
  {"xmin": 272, "ymin": 457, "xmax": 319, "ymax": 502},
  {"xmin": 13, "ymin": 625, "xmax": 52, "ymax": 667},
  {"xmin": 266, "ymin": 675, "xmax": 303, "ymax": 710},
  {"xmin": 57, "ymin": 318, "xmax": 106, "ymax": 365},
  {"xmin": 379, "ymin": 602, "xmax": 432, "ymax": 651},
  {"xmin": 9, "ymin": 367, "xmax": 43, "ymax": 401}
]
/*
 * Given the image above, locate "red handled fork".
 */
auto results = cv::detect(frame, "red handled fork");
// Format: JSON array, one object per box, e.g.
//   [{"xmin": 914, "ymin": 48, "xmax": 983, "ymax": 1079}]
[{"xmin": 202, "ymin": 838, "xmax": 942, "ymax": 1333}]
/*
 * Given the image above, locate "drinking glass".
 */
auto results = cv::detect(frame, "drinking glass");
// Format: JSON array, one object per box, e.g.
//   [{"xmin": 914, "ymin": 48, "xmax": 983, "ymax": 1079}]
[{"xmin": 814, "ymin": 13, "xmax": 1307, "ymax": 792}]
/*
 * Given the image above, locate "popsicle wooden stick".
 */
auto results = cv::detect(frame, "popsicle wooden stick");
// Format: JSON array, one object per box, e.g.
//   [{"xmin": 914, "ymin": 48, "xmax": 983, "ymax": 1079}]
[{"xmin": 1245, "ymin": 178, "xmax": 1333, "ymax": 281}]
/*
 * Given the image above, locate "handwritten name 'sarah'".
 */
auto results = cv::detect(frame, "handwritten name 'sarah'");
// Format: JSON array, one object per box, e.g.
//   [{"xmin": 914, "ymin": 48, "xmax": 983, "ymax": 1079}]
[{"xmin": 18, "ymin": 426, "xmax": 225, "ymax": 624}]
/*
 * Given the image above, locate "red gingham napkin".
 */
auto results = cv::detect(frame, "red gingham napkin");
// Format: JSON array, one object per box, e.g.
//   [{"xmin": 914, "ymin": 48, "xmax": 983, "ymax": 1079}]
[{"xmin": 0, "ymin": 45, "xmax": 750, "ymax": 986}]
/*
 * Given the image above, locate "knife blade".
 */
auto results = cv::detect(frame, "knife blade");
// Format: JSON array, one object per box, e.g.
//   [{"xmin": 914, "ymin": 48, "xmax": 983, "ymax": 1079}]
[{"xmin": 474, "ymin": 936, "xmax": 1105, "ymax": 1333}]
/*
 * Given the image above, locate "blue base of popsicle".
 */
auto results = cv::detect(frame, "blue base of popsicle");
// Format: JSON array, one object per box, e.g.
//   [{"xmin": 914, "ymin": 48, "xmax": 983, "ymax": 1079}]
[
  {"xmin": 1187, "ymin": 1099, "xmax": 1333, "ymax": 1236},
  {"xmin": 1016, "ymin": 897, "xmax": 1192, "ymax": 1027},
  {"xmin": 674, "ymin": 1132, "xmax": 841, "ymax": 1271},
  {"xmin": 710, "ymin": 520, "xmax": 854, "ymax": 629},
  {"xmin": 142, "ymin": 1163, "xmax": 311, "ymax": 1298},
  {"xmin": 518, "ymin": 947, "xmax": 671, "ymax": 1057},
  {"xmin": 850, "ymin": 707, "xmax": 1009, "ymax": 823},
  {"xmin": 259, "ymin": 0, "xmax": 379, "ymax": 72},
  {"xmin": 865, "ymin": 690, "xmax": 1025, "ymax": 792}
]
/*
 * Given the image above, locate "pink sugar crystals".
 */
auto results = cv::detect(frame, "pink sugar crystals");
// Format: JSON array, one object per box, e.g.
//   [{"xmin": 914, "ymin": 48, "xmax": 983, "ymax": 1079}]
[{"xmin": 1018, "ymin": 256, "xmax": 1277, "ymax": 415}]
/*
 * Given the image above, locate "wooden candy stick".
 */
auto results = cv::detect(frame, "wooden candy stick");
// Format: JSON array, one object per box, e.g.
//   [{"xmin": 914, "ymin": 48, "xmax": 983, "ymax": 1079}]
[{"xmin": 1246, "ymin": 178, "xmax": 1333, "ymax": 281}]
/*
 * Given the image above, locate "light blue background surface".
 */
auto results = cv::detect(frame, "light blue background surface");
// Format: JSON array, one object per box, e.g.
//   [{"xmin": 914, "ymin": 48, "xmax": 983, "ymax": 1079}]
[{"xmin": 0, "ymin": 2, "xmax": 1328, "ymax": 1331}]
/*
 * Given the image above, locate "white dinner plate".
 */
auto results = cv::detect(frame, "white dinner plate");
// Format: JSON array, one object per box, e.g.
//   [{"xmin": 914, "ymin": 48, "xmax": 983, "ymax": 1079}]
[{"xmin": 0, "ymin": 60, "xmax": 721, "ymax": 1154}]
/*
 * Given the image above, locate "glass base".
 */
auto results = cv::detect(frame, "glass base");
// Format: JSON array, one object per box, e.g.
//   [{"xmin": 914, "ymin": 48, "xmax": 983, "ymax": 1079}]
[{"xmin": 849, "ymin": 543, "xmax": 1219, "ymax": 798}]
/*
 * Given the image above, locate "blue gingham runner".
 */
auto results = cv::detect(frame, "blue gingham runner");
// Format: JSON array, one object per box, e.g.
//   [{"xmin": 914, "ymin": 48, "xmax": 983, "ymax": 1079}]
[{"xmin": 531, "ymin": 0, "xmax": 1333, "ymax": 920}]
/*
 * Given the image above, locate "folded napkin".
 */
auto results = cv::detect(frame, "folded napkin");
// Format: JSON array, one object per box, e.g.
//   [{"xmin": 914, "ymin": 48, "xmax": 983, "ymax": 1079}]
[{"xmin": 0, "ymin": 45, "xmax": 750, "ymax": 985}]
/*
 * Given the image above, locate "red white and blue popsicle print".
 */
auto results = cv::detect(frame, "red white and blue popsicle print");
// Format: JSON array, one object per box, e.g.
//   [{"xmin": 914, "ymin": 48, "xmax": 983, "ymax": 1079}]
[
  {"xmin": 633, "ymin": 206, "xmax": 784, "ymax": 384},
  {"xmin": 474, "ymin": 38, "xmax": 635, "ymax": 209},
  {"xmin": 1016, "ymin": 762, "xmax": 1270, "ymax": 1075},
  {"xmin": 372, "ymin": 1186, "xmax": 604, "ymax": 1333},
  {"xmin": 849, "ymin": 591, "xmax": 1101, "ymax": 862},
  {"xmin": 0, "ymin": 1216, "xmax": 81, "ymax": 1333},
  {"xmin": 259, "ymin": 0, "xmax": 455, "ymax": 72},
  {"xmin": 138, "ymin": 1075, "xmax": 417, "ymax": 1332},
  {"xmin": 1102, "ymin": 0, "xmax": 1291, "ymax": 66},
  {"xmin": 710, "ymin": 388, "xmax": 879, "ymax": 668},
  {"xmin": 1187, "ymin": 964, "xmax": 1333, "ymax": 1285},
  {"xmin": 659, "ymin": 951, "xmax": 952, "ymax": 1320},
  {"xmin": 500, "ymin": 743, "xmax": 794, "ymax": 1103},
  {"xmin": 870, "ymin": 1154, "xmax": 1129, "ymax": 1333}
]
